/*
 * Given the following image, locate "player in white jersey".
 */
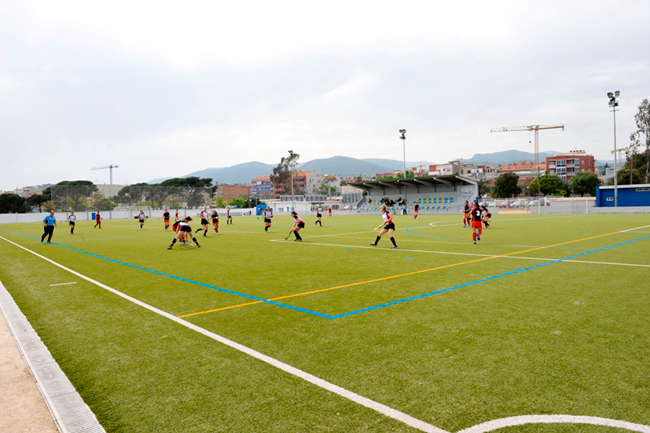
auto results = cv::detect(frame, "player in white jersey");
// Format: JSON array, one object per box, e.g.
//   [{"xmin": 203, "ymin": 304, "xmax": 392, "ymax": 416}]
[
  {"xmin": 290, "ymin": 211, "xmax": 305, "ymax": 242},
  {"xmin": 315, "ymin": 205, "xmax": 323, "ymax": 227},
  {"xmin": 226, "ymin": 206, "xmax": 233, "ymax": 224},
  {"xmin": 263, "ymin": 207, "xmax": 273, "ymax": 232},
  {"xmin": 68, "ymin": 211, "xmax": 76, "ymax": 234},
  {"xmin": 196, "ymin": 207, "xmax": 210, "ymax": 236},
  {"xmin": 138, "ymin": 210, "xmax": 146, "ymax": 229},
  {"xmin": 370, "ymin": 204, "xmax": 398, "ymax": 249}
]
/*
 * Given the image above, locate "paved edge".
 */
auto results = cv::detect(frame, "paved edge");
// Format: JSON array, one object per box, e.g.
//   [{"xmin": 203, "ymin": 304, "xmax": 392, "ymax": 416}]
[{"xmin": 0, "ymin": 281, "xmax": 105, "ymax": 433}]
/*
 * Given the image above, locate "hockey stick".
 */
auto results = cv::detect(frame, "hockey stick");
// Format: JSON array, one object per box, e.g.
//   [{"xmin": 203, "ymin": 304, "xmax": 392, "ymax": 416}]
[{"xmin": 285, "ymin": 227, "xmax": 294, "ymax": 240}]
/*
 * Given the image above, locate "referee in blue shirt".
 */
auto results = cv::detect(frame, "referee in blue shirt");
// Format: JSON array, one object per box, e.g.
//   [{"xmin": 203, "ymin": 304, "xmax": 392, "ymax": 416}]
[{"xmin": 41, "ymin": 210, "xmax": 57, "ymax": 243}]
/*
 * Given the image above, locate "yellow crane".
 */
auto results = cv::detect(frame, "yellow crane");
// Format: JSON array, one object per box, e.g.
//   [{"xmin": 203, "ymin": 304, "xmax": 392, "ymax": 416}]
[{"xmin": 490, "ymin": 124, "xmax": 564, "ymax": 169}]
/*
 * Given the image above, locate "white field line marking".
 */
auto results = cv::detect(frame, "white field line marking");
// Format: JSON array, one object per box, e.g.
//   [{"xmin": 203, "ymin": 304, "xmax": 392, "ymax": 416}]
[
  {"xmin": 304, "ymin": 230, "xmax": 377, "ymax": 239},
  {"xmin": 0, "ymin": 236, "xmax": 448, "ymax": 433},
  {"xmin": 270, "ymin": 240, "xmax": 650, "ymax": 268},
  {"xmin": 426, "ymin": 215, "xmax": 571, "ymax": 229},
  {"xmin": 49, "ymin": 282, "xmax": 77, "ymax": 286},
  {"xmin": 455, "ymin": 415, "xmax": 650, "ymax": 433},
  {"xmin": 621, "ymin": 224, "xmax": 650, "ymax": 233}
]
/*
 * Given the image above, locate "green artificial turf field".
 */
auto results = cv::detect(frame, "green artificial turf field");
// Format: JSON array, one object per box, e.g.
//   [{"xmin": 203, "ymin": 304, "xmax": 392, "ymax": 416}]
[{"xmin": 1, "ymin": 213, "xmax": 649, "ymax": 433}]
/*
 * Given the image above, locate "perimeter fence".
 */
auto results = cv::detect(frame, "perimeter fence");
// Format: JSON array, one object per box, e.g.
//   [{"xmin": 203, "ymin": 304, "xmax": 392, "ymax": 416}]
[{"xmin": 51, "ymin": 185, "xmax": 214, "ymax": 212}]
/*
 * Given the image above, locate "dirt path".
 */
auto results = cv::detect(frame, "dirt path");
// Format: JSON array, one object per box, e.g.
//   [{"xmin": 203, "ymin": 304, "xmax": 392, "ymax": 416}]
[{"xmin": 0, "ymin": 312, "xmax": 58, "ymax": 433}]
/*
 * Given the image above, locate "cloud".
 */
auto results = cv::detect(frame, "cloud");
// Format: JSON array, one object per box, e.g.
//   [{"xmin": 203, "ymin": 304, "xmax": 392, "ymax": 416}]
[{"xmin": 0, "ymin": 72, "xmax": 23, "ymax": 100}]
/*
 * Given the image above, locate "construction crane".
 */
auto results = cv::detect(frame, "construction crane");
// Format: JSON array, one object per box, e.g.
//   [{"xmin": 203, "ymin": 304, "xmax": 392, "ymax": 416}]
[
  {"xmin": 91, "ymin": 165, "xmax": 119, "ymax": 184},
  {"xmin": 490, "ymin": 125, "xmax": 564, "ymax": 169},
  {"xmin": 490, "ymin": 125, "xmax": 563, "ymax": 199}
]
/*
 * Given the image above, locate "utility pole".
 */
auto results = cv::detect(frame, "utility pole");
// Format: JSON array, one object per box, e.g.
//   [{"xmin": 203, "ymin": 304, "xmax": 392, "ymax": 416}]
[{"xmin": 399, "ymin": 129, "xmax": 407, "ymax": 207}]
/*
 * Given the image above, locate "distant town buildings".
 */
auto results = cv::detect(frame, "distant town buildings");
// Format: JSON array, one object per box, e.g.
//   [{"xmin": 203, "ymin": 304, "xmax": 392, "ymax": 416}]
[
  {"xmin": 546, "ymin": 150, "xmax": 595, "ymax": 180},
  {"xmin": 6, "ymin": 184, "xmax": 51, "ymax": 197},
  {"xmin": 497, "ymin": 161, "xmax": 546, "ymax": 173},
  {"xmin": 217, "ymin": 184, "xmax": 251, "ymax": 201},
  {"xmin": 251, "ymin": 175, "xmax": 273, "ymax": 199}
]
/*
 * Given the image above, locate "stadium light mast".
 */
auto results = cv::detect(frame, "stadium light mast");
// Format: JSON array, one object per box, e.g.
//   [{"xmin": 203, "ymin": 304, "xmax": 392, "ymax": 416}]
[
  {"xmin": 608, "ymin": 91, "xmax": 620, "ymax": 207},
  {"xmin": 399, "ymin": 129, "xmax": 407, "ymax": 206}
]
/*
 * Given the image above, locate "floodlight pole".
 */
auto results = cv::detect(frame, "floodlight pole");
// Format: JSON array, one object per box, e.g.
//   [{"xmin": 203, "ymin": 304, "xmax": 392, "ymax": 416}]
[
  {"xmin": 608, "ymin": 91, "xmax": 619, "ymax": 207},
  {"xmin": 399, "ymin": 129, "xmax": 407, "ymax": 206}
]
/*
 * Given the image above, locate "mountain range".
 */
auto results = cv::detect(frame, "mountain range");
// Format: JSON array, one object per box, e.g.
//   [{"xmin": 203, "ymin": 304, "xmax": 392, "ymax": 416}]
[{"xmin": 149, "ymin": 151, "xmax": 614, "ymax": 185}]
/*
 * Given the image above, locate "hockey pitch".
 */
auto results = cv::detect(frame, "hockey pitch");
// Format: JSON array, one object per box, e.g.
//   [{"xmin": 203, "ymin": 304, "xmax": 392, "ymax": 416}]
[{"xmin": 1, "ymin": 213, "xmax": 649, "ymax": 433}]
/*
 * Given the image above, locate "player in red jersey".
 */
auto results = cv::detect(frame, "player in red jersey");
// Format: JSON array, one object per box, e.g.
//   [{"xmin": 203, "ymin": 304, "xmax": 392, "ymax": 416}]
[
  {"xmin": 94, "ymin": 211, "xmax": 102, "ymax": 229},
  {"xmin": 163, "ymin": 209, "xmax": 171, "ymax": 230},
  {"xmin": 471, "ymin": 202, "xmax": 483, "ymax": 244},
  {"xmin": 263, "ymin": 206, "xmax": 273, "ymax": 232},
  {"xmin": 290, "ymin": 211, "xmax": 305, "ymax": 241},
  {"xmin": 211, "ymin": 209, "xmax": 220, "ymax": 234},
  {"xmin": 413, "ymin": 203, "xmax": 419, "ymax": 219},
  {"xmin": 168, "ymin": 217, "xmax": 201, "ymax": 249},
  {"xmin": 328, "ymin": 207, "xmax": 332, "ymax": 217},
  {"xmin": 370, "ymin": 204, "xmax": 398, "ymax": 249},
  {"xmin": 175, "ymin": 209, "xmax": 180, "ymax": 221}
]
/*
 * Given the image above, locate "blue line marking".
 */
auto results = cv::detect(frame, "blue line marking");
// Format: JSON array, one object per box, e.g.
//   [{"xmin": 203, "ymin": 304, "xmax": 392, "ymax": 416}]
[
  {"xmin": 329, "ymin": 234, "xmax": 650, "ymax": 319},
  {"xmin": 0, "ymin": 229, "xmax": 334, "ymax": 319},
  {"xmin": 2, "ymin": 228, "xmax": 648, "ymax": 321}
]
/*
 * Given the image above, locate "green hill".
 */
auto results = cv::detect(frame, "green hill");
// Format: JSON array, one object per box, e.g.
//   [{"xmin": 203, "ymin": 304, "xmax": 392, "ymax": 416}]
[{"xmin": 299, "ymin": 156, "xmax": 393, "ymax": 177}]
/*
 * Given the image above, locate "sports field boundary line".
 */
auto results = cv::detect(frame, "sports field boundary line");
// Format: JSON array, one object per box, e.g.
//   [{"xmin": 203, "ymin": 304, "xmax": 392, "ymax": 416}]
[
  {"xmin": 0, "ymin": 235, "xmax": 448, "ymax": 433},
  {"xmin": 621, "ymin": 224, "xmax": 650, "ymax": 232},
  {"xmin": 0, "ymin": 229, "xmax": 331, "ymax": 319},
  {"xmin": 455, "ymin": 414, "xmax": 650, "ymax": 432}
]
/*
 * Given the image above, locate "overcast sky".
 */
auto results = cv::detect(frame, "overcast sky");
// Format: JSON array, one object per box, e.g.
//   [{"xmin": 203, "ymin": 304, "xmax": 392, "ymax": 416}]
[{"xmin": 1, "ymin": 0, "xmax": 648, "ymax": 191}]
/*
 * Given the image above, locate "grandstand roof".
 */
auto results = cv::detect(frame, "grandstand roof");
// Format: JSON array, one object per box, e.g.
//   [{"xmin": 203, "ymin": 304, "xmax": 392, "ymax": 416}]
[{"xmin": 349, "ymin": 174, "xmax": 477, "ymax": 192}]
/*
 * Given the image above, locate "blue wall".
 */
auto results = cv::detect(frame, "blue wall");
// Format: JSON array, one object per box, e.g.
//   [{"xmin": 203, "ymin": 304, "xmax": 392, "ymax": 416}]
[{"xmin": 596, "ymin": 185, "xmax": 650, "ymax": 207}]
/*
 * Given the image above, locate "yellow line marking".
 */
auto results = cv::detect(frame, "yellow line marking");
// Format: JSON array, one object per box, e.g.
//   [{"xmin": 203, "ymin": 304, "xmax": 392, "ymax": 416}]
[{"xmin": 179, "ymin": 230, "xmax": 621, "ymax": 318}]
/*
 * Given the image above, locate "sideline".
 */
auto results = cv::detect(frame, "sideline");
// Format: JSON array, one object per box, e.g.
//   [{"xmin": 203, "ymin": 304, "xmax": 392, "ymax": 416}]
[
  {"xmin": 0, "ymin": 236, "xmax": 447, "ymax": 433},
  {"xmin": 2, "ymin": 235, "xmax": 649, "ymax": 432},
  {"xmin": 0, "ymin": 282, "xmax": 105, "ymax": 433}
]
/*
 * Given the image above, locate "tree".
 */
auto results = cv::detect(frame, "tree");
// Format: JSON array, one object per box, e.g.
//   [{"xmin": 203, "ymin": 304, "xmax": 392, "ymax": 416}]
[
  {"xmin": 527, "ymin": 174, "xmax": 564, "ymax": 196},
  {"xmin": 569, "ymin": 172, "xmax": 601, "ymax": 196},
  {"xmin": 490, "ymin": 173, "xmax": 521, "ymax": 198},
  {"xmin": 214, "ymin": 196, "xmax": 227, "ymax": 208},
  {"xmin": 270, "ymin": 151, "xmax": 300, "ymax": 196},
  {"xmin": 609, "ymin": 168, "xmax": 643, "ymax": 186},
  {"xmin": 51, "ymin": 180, "xmax": 98, "ymax": 211},
  {"xmin": 160, "ymin": 177, "xmax": 213, "ymax": 188},
  {"xmin": 527, "ymin": 178, "xmax": 540, "ymax": 196},
  {"xmin": 634, "ymin": 98, "xmax": 650, "ymax": 183},
  {"xmin": 160, "ymin": 177, "xmax": 212, "ymax": 209},
  {"xmin": 0, "ymin": 193, "xmax": 28, "ymax": 213},
  {"xmin": 477, "ymin": 179, "xmax": 491, "ymax": 197},
  {"xmin": 146, "ymin": 185, "xmax": 171, "ymax": 209},
  {"xmin": 27, "ymin": 194, "xmax": 50, "ymax": 212},
  {"xmin": 625, "ymin": 132, "xmax": 642, "ymax": 184}
]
